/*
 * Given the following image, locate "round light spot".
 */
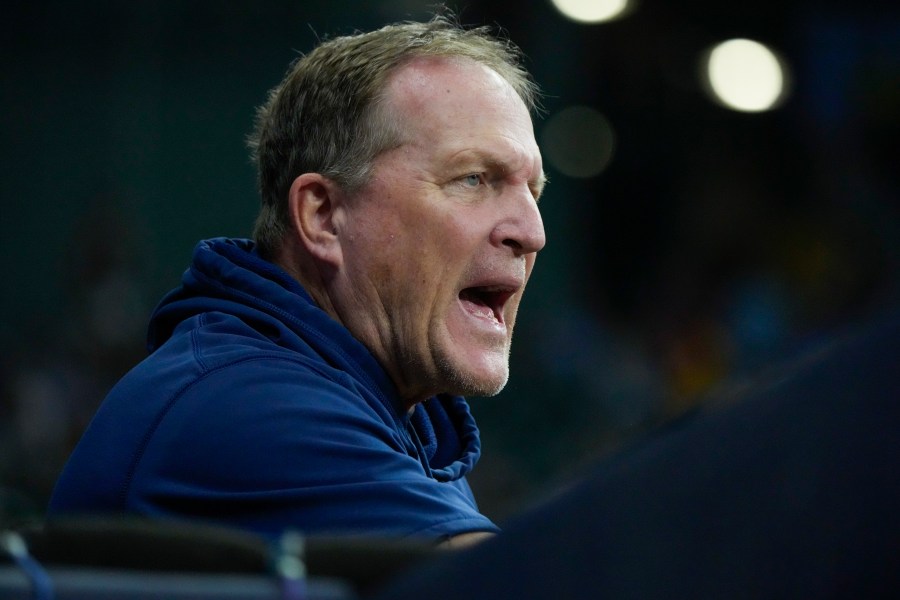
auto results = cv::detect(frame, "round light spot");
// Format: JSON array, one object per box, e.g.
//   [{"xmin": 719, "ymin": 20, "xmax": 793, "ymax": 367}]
[
  {"xmin": 550, "ymin": 0, "xmax": 632, "ymax": 24},
  {"xmin": 541, "ymin": 106, "xmax": 616, "ymax": 178},
  {"xmin": 702, "ymin": 38, "xmax": 788, "ymax": 112}
]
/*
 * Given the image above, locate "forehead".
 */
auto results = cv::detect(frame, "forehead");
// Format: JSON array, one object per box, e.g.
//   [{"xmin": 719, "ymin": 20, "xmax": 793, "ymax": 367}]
[
  {"xmin": 382, "ymin": 56, "xmax": 539, "ymax": 162},
  {"xmin": 387, "ymin": 55, "xmax": 513, "ymax": 103}
]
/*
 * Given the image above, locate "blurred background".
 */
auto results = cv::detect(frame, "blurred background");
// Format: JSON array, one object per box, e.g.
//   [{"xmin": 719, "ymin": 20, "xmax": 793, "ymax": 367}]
[{"xmin": 2, "ymin": 0, "xmax": 898, "ymax": 525}]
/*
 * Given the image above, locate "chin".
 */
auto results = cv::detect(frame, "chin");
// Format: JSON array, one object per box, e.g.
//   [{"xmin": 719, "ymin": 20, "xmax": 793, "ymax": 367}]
[
  {"xmin": 472, "ymin": 375, "xmax": 509, "ymax": 398},
  {"xmin": 436, "ymin": 353, "xmax": 510, "ymax": 398}
]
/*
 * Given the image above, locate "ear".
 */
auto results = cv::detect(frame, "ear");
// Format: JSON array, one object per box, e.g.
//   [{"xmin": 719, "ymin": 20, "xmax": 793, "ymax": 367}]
[{"xmin": 286, "ymin": 173, "xmax": 343, "ymax": 268}]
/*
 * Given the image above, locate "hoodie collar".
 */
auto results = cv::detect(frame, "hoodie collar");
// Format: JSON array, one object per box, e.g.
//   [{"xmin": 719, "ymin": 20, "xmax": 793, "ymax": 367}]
[{"xmin": 149, "ymin": 237, "xmax": 483, "ymax": 482}]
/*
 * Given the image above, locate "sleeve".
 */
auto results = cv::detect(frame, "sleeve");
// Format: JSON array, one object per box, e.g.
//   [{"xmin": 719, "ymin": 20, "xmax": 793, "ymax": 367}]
[{"xmin": 125, "ymin": 356, "xmax": 500, "ymax": 540}]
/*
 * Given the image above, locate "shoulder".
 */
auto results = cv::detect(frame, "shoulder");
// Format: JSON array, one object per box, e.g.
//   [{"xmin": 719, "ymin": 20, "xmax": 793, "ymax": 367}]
[
  {"xmin": 125, "ymin": 354, "xmax": 499, "ymax": 539},
  {"xmin": 169, "ymin": 353, "xmax": 400, "ymax": 437}
]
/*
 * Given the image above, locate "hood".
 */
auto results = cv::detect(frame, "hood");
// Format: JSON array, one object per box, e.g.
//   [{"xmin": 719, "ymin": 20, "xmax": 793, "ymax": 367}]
[
  {"xmin": 148, "ymin": 238, "xmax": 391, "ymax": 394},
  {"xmin": 147, "ymin": 237, "xmax": 482, "ymax": 483}
]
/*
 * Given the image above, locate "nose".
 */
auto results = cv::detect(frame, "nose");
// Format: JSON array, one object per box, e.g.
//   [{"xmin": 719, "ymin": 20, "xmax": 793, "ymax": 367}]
[{"xmin": 490, "ymin": 189, "xmax": 546, "ymax": 256}]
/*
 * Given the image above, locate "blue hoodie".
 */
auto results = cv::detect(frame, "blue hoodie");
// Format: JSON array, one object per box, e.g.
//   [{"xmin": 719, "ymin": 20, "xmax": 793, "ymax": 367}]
[{"xmin": 49, "ymin": 238, "xmax": 499, "ymax": 540}]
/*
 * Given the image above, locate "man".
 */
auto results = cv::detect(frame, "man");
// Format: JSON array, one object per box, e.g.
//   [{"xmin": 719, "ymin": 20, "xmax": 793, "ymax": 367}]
[{"xmin": 48, "ymin": 16, "xmax": 546, "ymax": 548}]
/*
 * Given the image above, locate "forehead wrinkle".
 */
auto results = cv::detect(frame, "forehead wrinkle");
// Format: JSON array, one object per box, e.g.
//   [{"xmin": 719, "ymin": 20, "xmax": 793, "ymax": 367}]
[
  {"xmin": 380, "ymin": 56, "xmax": 541, "ymax": 192},
  {"xmin": 444, "ymin": 131, "xmax": 540, "ymax": 168}
]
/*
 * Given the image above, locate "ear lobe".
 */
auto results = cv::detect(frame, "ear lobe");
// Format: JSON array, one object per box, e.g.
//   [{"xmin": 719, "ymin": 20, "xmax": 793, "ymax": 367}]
[{"xmin": 287, "ymin": 173, "xmax": 342, "ymax": 267}]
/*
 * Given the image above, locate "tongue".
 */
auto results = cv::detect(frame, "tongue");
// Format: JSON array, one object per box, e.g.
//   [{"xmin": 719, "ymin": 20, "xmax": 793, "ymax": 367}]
[{"xmin": 460, "ymin": 290, "xmax": 496, "ymax": 321}]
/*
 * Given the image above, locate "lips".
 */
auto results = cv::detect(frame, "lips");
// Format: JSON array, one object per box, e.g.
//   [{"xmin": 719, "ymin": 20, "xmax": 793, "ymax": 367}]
[{"xmin": 458, "ymin": 284, "xmax": 518, "ymax": 325}]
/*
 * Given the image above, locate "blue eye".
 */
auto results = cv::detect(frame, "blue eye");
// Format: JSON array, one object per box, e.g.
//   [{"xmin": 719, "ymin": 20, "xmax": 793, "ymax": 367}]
[{"xmin": 462, "ymin": 174, "xmax": 481, "ymax": 187}]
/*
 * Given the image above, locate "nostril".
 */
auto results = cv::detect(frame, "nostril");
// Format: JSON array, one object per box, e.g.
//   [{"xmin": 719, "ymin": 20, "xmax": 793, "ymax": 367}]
[{"xmin": 492, "ymin": 219, "xmax": 544, "ymax": 254}]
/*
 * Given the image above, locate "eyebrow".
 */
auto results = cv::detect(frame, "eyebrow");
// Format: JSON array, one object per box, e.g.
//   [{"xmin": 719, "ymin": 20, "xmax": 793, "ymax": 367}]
[
  {"xmin": 448, "ymin": 150, "xmax": 547, "ymax": 202},
  {"xmin": 531, "ymin": 172, "xmax": 548, "ymax": 202}
]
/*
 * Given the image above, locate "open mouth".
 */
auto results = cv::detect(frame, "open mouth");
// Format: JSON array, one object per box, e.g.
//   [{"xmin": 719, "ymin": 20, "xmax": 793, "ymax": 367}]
[{"xmin": 459, "ymin": 286, "xmax": 515, "ymax": 325}]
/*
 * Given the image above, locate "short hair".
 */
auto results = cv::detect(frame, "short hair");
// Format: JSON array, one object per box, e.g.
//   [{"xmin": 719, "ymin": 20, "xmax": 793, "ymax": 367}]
[{"xmin": 247, "ymin": 14, "xmax": 540, "ymax": 258}]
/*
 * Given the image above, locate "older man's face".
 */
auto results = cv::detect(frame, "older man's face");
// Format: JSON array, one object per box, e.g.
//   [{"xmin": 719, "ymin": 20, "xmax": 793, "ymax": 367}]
[{"xmin": 330, "ymin": 56, "xmax": 546, "ymax": 407}]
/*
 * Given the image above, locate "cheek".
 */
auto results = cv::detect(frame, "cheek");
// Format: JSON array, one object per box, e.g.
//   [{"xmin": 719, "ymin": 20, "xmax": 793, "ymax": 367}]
[
  {"xmin": 354, "ymin": 203, "xmax": 482, "ymax": 301},
  {"xmin": 376, "ymin": 238, "xmax": 449, "ymax": 304}
]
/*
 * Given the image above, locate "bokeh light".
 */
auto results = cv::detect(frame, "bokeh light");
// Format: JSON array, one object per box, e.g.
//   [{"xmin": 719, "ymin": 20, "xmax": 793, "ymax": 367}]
[
  {"xmin": 549, "ymin": 0, "xmax": 633, "ymax": 24},
  {"xmin": 541, "ymin": 105, "xmax": 616, "ymax": 178},
  {"xmin": 702, "ymin": 38, "xmax": 789, "ymax": 112}
]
